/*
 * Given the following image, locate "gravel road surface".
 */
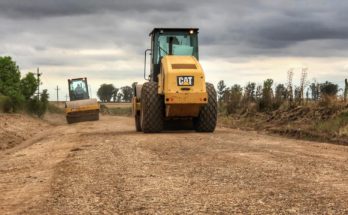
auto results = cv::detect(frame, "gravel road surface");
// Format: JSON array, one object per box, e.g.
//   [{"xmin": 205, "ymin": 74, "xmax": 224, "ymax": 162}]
[{"xmin": 1, "ymin": 116, "xmax": 348, "ymax": 214}]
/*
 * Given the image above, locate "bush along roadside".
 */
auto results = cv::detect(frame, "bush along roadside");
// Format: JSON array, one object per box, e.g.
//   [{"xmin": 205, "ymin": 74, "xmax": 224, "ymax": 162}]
[
  {"xmin": 26, "ymin": 90, "xmax": 49, "ymax": 118},
  {"xmin": 0, "ymin": 56, "xmax": 49, "ymax": 117},
  {"xmin": 216, "ymin": 72, "xmax": 348, "ymax": 144},
  {"xmin": 219, "ymin": 104, "xmax": 348, "ymax": 145}
]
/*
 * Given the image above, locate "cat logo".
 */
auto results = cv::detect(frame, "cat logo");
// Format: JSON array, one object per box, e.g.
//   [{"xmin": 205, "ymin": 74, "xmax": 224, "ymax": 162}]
[{"xmin": 177, "ymin": 76, "xmax": 194, "ymax": 86}]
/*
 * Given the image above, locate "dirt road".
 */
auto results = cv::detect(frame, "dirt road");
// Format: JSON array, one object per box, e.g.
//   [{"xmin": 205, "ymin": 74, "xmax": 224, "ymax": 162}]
[{"xmin": 1, "ymin": 115, "xmax": 348, "ymax": 214}]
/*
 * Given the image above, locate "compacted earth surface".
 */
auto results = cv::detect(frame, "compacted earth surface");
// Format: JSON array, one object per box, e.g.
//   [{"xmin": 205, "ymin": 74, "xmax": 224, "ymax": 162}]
[
  {"xmin": 0, "ymin": 115, "xmax": 348, "ymax": 214},
  {"xmin": 0, "ymin": 114, "xmax": 52, "ymax": 150}
]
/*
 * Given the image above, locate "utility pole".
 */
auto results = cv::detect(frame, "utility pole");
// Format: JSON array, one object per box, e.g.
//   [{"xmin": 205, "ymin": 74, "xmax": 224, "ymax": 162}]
[
  {"xmin": 344, "ymin": 78, "xmax": 348, "ymax": 103},
  {"xmin": 36, "ymin": 67, "xmax": 42, "ymax": 100},
  {"xmin": 55, "ymin": 85, "xmax": 60, "ymax": 103}
]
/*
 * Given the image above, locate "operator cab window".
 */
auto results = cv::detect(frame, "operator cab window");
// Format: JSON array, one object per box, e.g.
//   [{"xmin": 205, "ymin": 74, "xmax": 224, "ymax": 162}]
[
  {"xmin": 154, "ymin": 31, "xmax": 198, "ymax": 64},
  {"xmin": 69, "ymin": 80, "xmax": 89, "ymax": 100}
]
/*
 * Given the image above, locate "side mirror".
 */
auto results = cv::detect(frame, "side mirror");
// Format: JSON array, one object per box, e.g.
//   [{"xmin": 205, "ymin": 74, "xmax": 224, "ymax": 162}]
[{"xmin": 144, "ymin": 49, "xmax": 151, "ymax": 80}]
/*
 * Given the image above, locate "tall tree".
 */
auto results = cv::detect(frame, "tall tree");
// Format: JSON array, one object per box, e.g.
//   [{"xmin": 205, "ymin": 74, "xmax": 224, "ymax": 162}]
[
  {"xmin": 262, "ymin": 79, "xmax": 274, "ymax": 109},
  {"xmin": 97, "ymin": 84, "xmax": 115, "ymax": 102},
  {"xmin": 243, "ymin": 82, "xmax": 256, "ymax": 103},
  {"xmin": 226, "ymin": 84, "xmax": 242, "ymax": 114},
  {"xmin": 0, "ymin": 56, "xmax": 24, "ymax": 111},
  {"xmin": 255, "ymin": 85, "xmax": 263, "ymax": 101},
  {"xmin": 0, "ymin": 56, "xmax": 21, "ymax": 96},
  {"xmin": 217, "ymin": 80, "xmax": 226, "ymax": 102},
  {"xmin": 320, "ymin": 81, "xmax": 338, "ymax": 97},
  {"xmin": 120, "ymin": 86, "xmax": 133, "ymax": 102},
  {"xmin": 116, "ymin": 92, "xmax": 123, "ymax": 102},
  {"xmin": 112, "ymin": 88, "xmax": 119, "ymax": 102},
  {"xmin": 275, "ymin": 84, "xmax": 287, "ymax": 105},
  {"xmin": 20, "ymin": 72, "xmax": 39, "ymax": 100},
  {"xmin": 309, "ymin": 82, "xmax": 320, "ymax": 101}
]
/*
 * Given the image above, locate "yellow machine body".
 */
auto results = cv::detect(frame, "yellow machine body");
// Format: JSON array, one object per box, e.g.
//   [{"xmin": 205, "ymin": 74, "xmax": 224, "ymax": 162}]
[
  {"xmin": 65, "ymin": 98, "xmax": 100, "ymax": 115},
  {"xmin": 132, "ymin": 28, "xmax": 217, "ymax": 132},
  {"xmin": 65, "ymin": 77, "xmax": 100, "ymax": 123},
  {"xmin": 133, "ymin": 55, "xmax": 208, "ymax": 118},
  {"xmin": 159, "ymin": 55, "xmax": 208, "ymax": 117}
]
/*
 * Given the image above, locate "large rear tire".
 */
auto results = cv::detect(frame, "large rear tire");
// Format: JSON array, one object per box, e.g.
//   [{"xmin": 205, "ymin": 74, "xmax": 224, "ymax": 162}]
[
  {"xmin": 194, "ymin": 83, "xmax": 217, "ymax": 132},
  {"xmin": 140, "ymin": 82, "xmax": 164, "ymax": 133}
]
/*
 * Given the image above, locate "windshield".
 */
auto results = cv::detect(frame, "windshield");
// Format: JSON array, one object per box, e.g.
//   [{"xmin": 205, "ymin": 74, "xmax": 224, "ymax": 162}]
[
  {"xmin": 69, "ymin": 79, "xmax": 89, "ymax": 100},
  {"xmin": 154, "ymin": 32, "xmax": 198, "ymax": 64}
]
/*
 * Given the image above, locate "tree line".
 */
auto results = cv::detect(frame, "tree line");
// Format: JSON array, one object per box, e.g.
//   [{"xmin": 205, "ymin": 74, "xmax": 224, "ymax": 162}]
[
  {"xmin": 0, "ymin": 56, "xmax": 49, "ymax": 116},
  {"xmin": 217, "ymin": 69, "xmax": 348, "ymax": 115},
  {"xmin": 97, "ymin": 82, "xmax": 136, "ymax": 103}
]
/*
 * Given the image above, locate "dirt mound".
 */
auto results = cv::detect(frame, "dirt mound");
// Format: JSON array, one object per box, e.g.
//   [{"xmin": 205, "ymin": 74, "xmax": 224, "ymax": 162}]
[
  {"xmin": 268, "ymin": 105, "xmax": 345, "ymax": 123},
  {"xmin": 0, "ymin": 114, "xmax": 51, "ymax": 150}
]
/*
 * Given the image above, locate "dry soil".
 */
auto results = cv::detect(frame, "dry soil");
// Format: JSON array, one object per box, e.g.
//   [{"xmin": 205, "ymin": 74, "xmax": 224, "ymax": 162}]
[{"xmin": 0, "ymin": 115, "xmax": 348, "ymax": 214}]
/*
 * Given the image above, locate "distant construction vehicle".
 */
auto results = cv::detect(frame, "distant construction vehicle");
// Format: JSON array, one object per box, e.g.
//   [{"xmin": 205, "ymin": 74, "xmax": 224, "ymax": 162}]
[
  {"xmin": 65, "ymin": 77, "xmax": 100, "ymax": 124},
  {"xmin": 132, "ymin": 28, "xmax": 217, "ymax": 133}
]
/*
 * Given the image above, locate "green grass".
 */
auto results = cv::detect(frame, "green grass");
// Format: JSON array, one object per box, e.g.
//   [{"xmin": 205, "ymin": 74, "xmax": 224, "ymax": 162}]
[{"xmin": 107, "ymin": 107, "xmax": 132, "ymax": 116}]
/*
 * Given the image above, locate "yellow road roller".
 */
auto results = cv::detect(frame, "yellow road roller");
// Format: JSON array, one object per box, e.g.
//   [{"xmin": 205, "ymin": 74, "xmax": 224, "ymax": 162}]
[
  {"xmin": 132, "ymin": 28, "xmax": 217, "ymax": 133},
  {"xmin": 65, "ymin": 77, "xmax": 99, "ymax": 124}
]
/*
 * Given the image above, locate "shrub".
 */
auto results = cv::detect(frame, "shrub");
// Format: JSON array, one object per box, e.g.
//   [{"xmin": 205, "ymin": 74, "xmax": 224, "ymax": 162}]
[
  {"xmin": 315, "ymin": 111, "xmax": 348, "ymax": 135},
  {"xmin": 27, "ymin": 98, "xmax": 45, "ymax": 118},
  {"xmin": 0, "ymin": 56, "xmax": 39, "ymax": 112},
  {"xmin": 319, "ymin": 81, "xmax": 338, "ymax": 105},
  {"xmin": 26, "ymin": 90, "xmax": 49, "ymax": 118},
  {"xmin": 0, "ymin": 93, "xmax": 24, "ymax": 113},
  {"xmin": 0, "ymin": 95, "xmax": 12, "ymax": 112},
  {"xmin": 320, "ymin": 81, "xmax": 338, "ymax": 97}
]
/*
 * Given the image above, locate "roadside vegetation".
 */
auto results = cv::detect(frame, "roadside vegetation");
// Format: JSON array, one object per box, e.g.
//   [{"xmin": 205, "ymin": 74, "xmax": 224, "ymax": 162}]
[
  {"xmin": 0, "ymin": 56, "xmax": 49, "ymax": 117},
  {"xmin": 100, "ymin": 103, "xmax": 132, "ymax": 116},
  {"xmin": 96, "ymin": 83, "xmax": 134, "ymax": 116},
  {"xmin": 97, "ymin": 82, "xmax": 136, "ymax": 102},
  {"xmin": 217, "ymin": 69, "xmax": 348, "ymax": 144}
]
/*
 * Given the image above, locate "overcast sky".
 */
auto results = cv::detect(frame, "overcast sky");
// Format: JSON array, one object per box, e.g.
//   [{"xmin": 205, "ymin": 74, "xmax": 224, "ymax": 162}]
[{"xmin": 1, "ymin": 0, "xmax": 348, "ymax": 100}]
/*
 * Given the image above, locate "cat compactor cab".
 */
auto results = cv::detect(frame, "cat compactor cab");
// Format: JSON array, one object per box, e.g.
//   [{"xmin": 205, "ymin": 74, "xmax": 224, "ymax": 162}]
[
  {"xmin": 65, "ymin": 78, "xmax": 100, "ymax": 124},
  {"xmin": 132, "ymin": 28, "xmax": 217, "ymax": 133}
]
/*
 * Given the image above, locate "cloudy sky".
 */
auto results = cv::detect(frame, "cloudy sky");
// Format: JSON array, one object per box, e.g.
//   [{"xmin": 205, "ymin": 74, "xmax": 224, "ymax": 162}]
[{"xmin": 1, "ymin": 0, "xmax": 348, "ymax": 100}]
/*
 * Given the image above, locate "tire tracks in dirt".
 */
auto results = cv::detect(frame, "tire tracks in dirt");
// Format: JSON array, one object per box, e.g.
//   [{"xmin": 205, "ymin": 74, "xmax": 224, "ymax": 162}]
[{"xmin": 1, "ymin": 116, "xmax": 348, "ymax": 214}]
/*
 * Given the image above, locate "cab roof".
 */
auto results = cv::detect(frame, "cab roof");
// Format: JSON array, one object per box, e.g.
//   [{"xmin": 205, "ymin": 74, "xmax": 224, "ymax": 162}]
[{"xmin": 149, "ymin": 28, "xmax": 199, "ymax": 36}]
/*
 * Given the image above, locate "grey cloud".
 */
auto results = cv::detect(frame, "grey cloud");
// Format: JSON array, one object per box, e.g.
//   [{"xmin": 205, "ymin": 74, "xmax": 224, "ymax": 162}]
[
  {"xmin": 2, "ymin": 0, "xmax": 347, "ymax": 57},
  {"xmin": 1, "ymin": 0, "xmax": 348, "ymax": 99},
  {"xmin": 0, "ymin": 0, "xmax": 189, "ymax": 19}
]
